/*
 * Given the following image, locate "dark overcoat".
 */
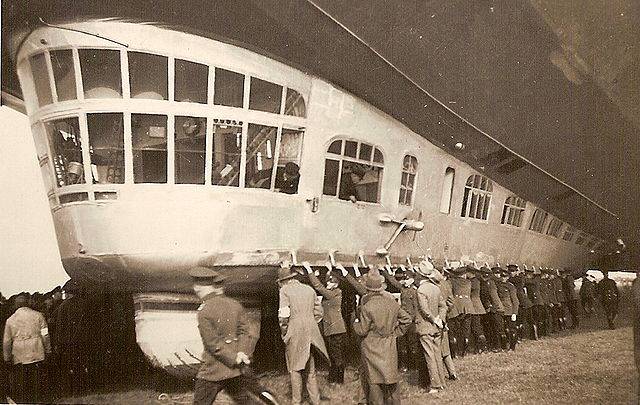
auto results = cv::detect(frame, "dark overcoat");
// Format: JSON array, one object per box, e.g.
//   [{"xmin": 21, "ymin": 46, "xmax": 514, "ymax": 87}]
[
  {"xmin": 449, "ymin": 276, "xmax": 475, "ymax": 316},
  {"xmin": 469, "ymin": 277, "xmax": 486, "ymax": 315},
  {"xmin": 496, "ymin": 280, "xmax": 514, "ymax": 316},
  {"xmin": 308, "ymin": 272, "xmax": 347, "ymax": 336},
  {"xmin": 353, "ymin": 292, "xmax": 411, "ymax": 384}
]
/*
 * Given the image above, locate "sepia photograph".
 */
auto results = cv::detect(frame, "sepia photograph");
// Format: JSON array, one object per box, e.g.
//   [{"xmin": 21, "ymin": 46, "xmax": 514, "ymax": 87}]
[{"xmin": 1, "ymin": 1, "xmax": 638, "ymax": 404}]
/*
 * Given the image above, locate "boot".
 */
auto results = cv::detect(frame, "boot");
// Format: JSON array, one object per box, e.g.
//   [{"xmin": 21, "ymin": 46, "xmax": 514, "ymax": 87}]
[
  {"xmin": 459, "ymin": 338, "xmax": 468, "ymax": 357},
  {"xmin": 500, "ymin": 334, "xmax": 509, "ymax": 351},
  {"xmin": 450, "ymin": 336, "xmax": 458, "ymax": 359},
  {"xmin": 509, "ymin": 331, "xmax": 517, "ymax": 351},
  {"xmin": 476, "ymin": 335, "xmax": 487, "ymax": 354}
]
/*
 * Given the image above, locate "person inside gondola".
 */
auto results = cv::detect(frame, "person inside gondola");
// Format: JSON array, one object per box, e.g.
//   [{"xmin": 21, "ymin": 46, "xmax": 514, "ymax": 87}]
[
  {"xmin": 275, "ymin": 162, "xmax": 300, "ymax": 194},
  {"xmin": 339, "ymin": 163, "xmax": 365, "ymax": 202}
]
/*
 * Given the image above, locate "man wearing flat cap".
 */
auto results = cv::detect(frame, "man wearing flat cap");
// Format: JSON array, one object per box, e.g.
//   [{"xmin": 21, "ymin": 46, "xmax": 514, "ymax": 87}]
[
  {"xmin": 479, "ymin": 266, "xmax": 506, "ymax": 351},
  {"xmin": 190, "ymin": 266, "xmax": 261, "ymax": 405},
  {"xmin": 277, "ymin": 262, "xmax": 328, "ymax": 405},
  {"xmin": 525, "ymin": 266, "xmax": 544, "ymax": 339}
]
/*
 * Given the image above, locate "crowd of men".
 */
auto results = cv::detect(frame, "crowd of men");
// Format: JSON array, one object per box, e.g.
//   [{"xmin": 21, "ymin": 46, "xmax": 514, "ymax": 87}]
[
  {"xmin": 1, "ymin": 281, "xmax": 145, "ymax": 404},
  {"xmin": 190, "ymin": 259, "xmax": 622, "ymax": 405}
]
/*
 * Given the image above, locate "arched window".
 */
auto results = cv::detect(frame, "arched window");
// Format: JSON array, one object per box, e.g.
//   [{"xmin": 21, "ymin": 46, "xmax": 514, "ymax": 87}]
[
  {"xmin": 439, "ymin": 167, "xmax": 455, "ymax": 214},
  {"xmin": 323, "ymin": 139, "xmax": 384, "ymax": 203},
  {"xmin": 529, "ymin": 208, "xmax": 548, "ymax": 233},
  {"xmin": 461, "ymin": 174, "xmax": 493, "ymax": 220},
  {"xmin": 399, "ymin": 155, "xmax": 417, "ymax": 206},
  {"xmin": 546, "ymin": 217, "xmax": 563, "ymax": 237},
  {"xmin": 501, "ymin": 196, "xmax": 526, "ymax": 226},
  {"xmin": 562, "ymin": 226, "xmax": 576, "ymax": 241}
]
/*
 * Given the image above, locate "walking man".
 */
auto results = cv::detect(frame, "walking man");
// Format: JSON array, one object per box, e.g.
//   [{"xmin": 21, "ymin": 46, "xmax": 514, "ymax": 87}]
[
  {"xmin": 278, "ymin": 262, "xmax": 329, "ymax": 405},
  {"xmin": 190, "ymin": 266, "xmax": 262, "ymax": 405},
  {"xmin": 353, "ymin": 267, "xmax": 411, "ymax": 404}
]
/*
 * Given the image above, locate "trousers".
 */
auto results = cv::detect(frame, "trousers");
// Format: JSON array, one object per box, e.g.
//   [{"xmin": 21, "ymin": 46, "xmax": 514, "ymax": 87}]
[
  {"xmin": 290, "ymin": 355, "xmax": 320, "ymax": 405},
  {"xmin": 369, "ymin": 382, "xmax": 400, "ymax": 405},
  {"xmin": 193, "ymin": 375, "xmax": 262, "ymax": 405},
  {"xmin": 419, "ymin": 332, "xmax": 446, "ymax": 389}
]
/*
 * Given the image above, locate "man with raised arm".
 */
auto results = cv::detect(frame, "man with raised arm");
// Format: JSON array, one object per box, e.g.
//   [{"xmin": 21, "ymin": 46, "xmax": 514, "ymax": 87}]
[{"xmin": 303, "ymin": 262, "xmax": 347, "ymax": 384}]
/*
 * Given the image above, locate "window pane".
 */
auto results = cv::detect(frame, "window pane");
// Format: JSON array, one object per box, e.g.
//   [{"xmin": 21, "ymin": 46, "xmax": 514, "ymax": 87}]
[
  {"xmin": 132, "ymin": 114, "xmax": 167, "ymax": 183},
  {"xmin": 359, "ymin": 143, "xmax": 372, "ymax": 161},
  {"xmin": 249, "ymin": 78, "xmax": 282, "ymax": 113},
  {"xmin": 340, "ymin": 161, "xmax": 380, "ymax": 203},
  {"xmin": 284, "ymin": 88, "xmax": 306, "ymax": 117},
  {"xmin": 401, "ymin": 172, "xmax": 408, "ymax": 187},
  {"xmin": 344, "ymin": 141, "xmax": 357, "ymax": 158},
  {"xmin": 461, "ymin": 187, "xmax": 470, "ymax": 217},
  {"xmin": 355, "ymin": 165, "xmax": 381, "ymax": 203},
  {"xmin": 275, "ymin": 129, "xmax": 303, "ymax": 194},
  {"xmin": 405, "ymin": 190, "xmax": 413, "ymax": 204},
  {"xmin": 323, "ymin": 159, "xmax": 340, "ymax": 196},
  {"xmin": 373, "ymin": 148, "xmax": 384, "ymax": 163},
  {"xmin": 327, "ymin": 140, "xmax": 342, "ymax": 154},
  {"xmin": 50, "ymin": 50, "xmax": 77, "ymax": 101},
  {"xmin": 175, "ymin": 59, "xmax": 208, "ymax": 103},
  {"xmin": 30, "ymin": 53, "xmax": 53, "ymax": 106},
  {"xmin": 87, "ymin": 113, "xmax": 124, "ymax": 184},
  {"xmin": 79, "ymin": 49, "xmax": 122, "ymax": 98},
  {"xmin": 399, "ymin": 188, "xmax": 407, "ymax": 204},
  {"xmin": 175, "ymin": 116, "xmax": 206, "ymax": 184},
  {"xmin": 407, "ymin": 174, "xmax": 415, "ymax": 190},
  {"xmin": 245, "ymin": 124, "xmax": 277, "ymax": 189},
  {"xmin": 212, "ymin": 124, "xmax": 242, "ymax": 187},
  {"xmin": 482, "ymin": 195, "xmax": 491, "ymax": 219},
  {"xmin": 129, "ymin": 52, "xmax": 167, "ymax": 99},
  {"xmin": 45, "ymin": 117, "xmax": 83, "ymax": 187},
  {"xmin": 501, "ymin": 206, "xmax": 508, "ymax": 224},
  {"xmin": 214, "ymin": 68, "xmax": 244, "ymax": 107}
]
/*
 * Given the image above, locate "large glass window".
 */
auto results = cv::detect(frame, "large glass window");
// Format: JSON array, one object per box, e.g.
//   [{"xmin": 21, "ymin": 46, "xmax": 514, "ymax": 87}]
[
  {"xmin": 29, "ymin": 53, "xmax": 53, "ymax": 106},
  {"xmin": 45, "ymin": 117, "xmax": 83, "ymax": 187},
  {"xmin": 132, "ymin": 114, "xmax": 167, "ymax": 183},
  {"xmin": 323, "ymin": 139, "xmax": 384, "ymax": 203},
  {"xmin": 129, "ymin": 52, "xmax": 168, "ymax": 100},
  {"xmin": 175, "ymin": 116, "xmax": 206, "ymax": 184},
  {"xmin": 399, "ymin": 155, "xmax": 417, "ymax": 206},
  {"xmin": 211, "ymin": 122, "xmax": 242, "ymax": 187},
  {"xmin": 546, "ymin": 217, "xmax": 563, "ymax": 237},
  {"xmin": 245, "ymin": 124, "xmax": 278, "ymax": 189},
  {"xmin": 461, "ymin": 174, "xmax": 493, "ymax": 220},
  {"xmin": 214, "ymin": 68, "xmax": 244, "ymax": 107},
  {"xmin": 249, "ymin": 78, "xmax": 282, "ymax": 113},
  {"xmin": 87, "ymin": 113, "xmax": 124, "ymax": 184},
  {"xmin": 50, "ymin": 49, "xmax": 77, "ymax": 101},
  {"xmin": 501, "ymin": 196, "xmax": 526, "ymax": 227},
  {"xmin": 174, "ymin": 59, "xmax": 208, "ymax": 104},
  {"xmin": 284, "ymin": 88, "xmax": 306, "ymax": 117},
  {"xmin": 79, "ymin": 49, "xmax": 122, "ymax": 98},
  {"xmin": 274, "ymin": 129, "xmax": 303, "ymax": 194},
  {"xmin": 529, "ymin": 209, "xmax": 548, "ymax": 233}
]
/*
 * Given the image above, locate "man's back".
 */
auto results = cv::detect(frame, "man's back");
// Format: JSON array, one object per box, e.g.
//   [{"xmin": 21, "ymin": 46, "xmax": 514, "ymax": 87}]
[{"xmin": 3, "ymin": 307, "xmax": 50, "ymax": 364}]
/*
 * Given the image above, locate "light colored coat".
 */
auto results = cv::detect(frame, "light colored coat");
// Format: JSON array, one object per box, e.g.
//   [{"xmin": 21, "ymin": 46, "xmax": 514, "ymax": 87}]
[
  {"xmin": 3, "ymin": 307, "xmax": 51, "ymax": 365},
  {"xmin": 278, "ymin": 280, "xmax": 329, "ymax": 371},
  {"xmin": 415, "ymin": 281, "xmax": 447, "ymax": 337},
  {"xmin": 352, "ymin": 292, "xmax": 411, "ymax": 384}
]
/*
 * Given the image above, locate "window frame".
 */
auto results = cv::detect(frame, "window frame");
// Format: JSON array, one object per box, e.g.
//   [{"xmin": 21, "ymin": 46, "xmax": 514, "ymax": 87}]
[
  {"xmin": 546, "ymin": 217, "xmax": 563, "ymax": 238},
  {"xmin": 460, "ymin": 174, "xmax": 493, "ymax": 221},
  {"xmin": 500, "ymin": 195, "xmax": 526, "ymax": 227},
  {"xmin": 322, "ymin": 137, "xmax": 385, "ymax": 204},
  {"xmin": 529, "ymin": 208, "xmax": 548, "ymax": 233},
  {"xmin": 399, "ymin": 154, "xmax": 418, "ymax": 206}
]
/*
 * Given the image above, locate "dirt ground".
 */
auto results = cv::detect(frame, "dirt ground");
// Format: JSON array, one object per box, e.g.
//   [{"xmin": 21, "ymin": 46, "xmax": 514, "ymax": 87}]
[{"xmin": 57, "ymin": 292, "xmax": 637, "ymax": 404}]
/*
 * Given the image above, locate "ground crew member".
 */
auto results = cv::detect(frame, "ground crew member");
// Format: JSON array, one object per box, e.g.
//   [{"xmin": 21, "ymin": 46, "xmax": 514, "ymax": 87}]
[
  {"xmin": 3, "ymin": 293, "xmax": 51, "ymax": 403},
  {"xmin": 448, "ymin": 265, "xmax": 475, "ymax": 357},
  {"xmin": 353, "ymin": 267, "xmax": 411, "ymax": 404},
  {"xmin": 436, "ymin": 266, "xmax": 458, "ymax": 380},
  {"xmin": 304, "ymin": 262, "xmax": 347, "ymax": 384},
  {"xmin": 509, "ymin": 265, "xmax": 533, "ymax": 340},
  {"xmin": 597, "ymin": 270, "xmax": 620, "ymax": 329},
  {"xmin": 525, "ymin": 266, "xmax": 544, "ymax": 339},
  {"xmin": 190, "ymin": 266, "xmax": 264, "ymax": 405},
  {"xmin": 415, "ymin": 261, "xmax": 448, "ymax": 393},
  {"xmin": 553, "ymin": 270, "xmax": 568, "ymax": 330},
  {"xmin": 580, "ymin": 273, "xmax": 597, "ymax": 317},
  {"xmin": 479, "ymin": 266, "xmax": 506, "ymax": 351},
  {"xmin": 496, "ymin": 268, "xmax": 519, "ymax": 350},
  {"xmin": 278, "ymin": 262, "xmax": 329, "ymax": 405},
  {"xmin": 561, "ymin": 269, "xmax": 580, "ymax": 328},
  {"xmin": 468, "ymin": 268, "xmax": 487, "ymax": 353}
]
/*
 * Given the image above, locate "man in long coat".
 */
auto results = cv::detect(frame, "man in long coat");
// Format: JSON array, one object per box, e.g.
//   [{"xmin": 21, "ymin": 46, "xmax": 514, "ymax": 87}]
[
  {"xmin": 597, "ymin": 270, "xmax": 620, "ymax": 329},
  {"xmin": 190, "ymin": 266, "xmax": 264, "ymax": 405},
  {"xmin": 561, "ymin": 269, "xmax": 580, "ymax": 328},
  {"xmin": 353, "ymin": 267, "xmax": 411, "ymax": 404},
  {"xmin": 468, "ymin": 268, "xmax": 487, "ymax": 353},
  {"xmin": 479, "ymin": 267, "xmax": 506, "ymax": 351},
  {"xmin": 448, "ymin": 266, "xmax": 474, "ymax": 357},
  {"xmin": 278, "ymin": 263, "xmax": 328, "ymax": 405},
  {"xmin": 525, "ymin": 267, "xmax": 545, "ymax": 339},
  {"xmin": 415, "ymin": 261, "xmax": 448, "ymax": 393}
]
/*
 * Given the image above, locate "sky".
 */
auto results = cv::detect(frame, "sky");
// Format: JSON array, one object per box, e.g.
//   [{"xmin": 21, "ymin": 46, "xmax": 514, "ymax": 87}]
[{"xmin": 0, "ymin": 106, "xmax": 68, "ymax": 296}]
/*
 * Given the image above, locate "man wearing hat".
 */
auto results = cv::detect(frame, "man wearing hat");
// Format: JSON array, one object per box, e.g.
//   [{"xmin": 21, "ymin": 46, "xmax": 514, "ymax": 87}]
[
  {"xmin": 552, "ymin": 270, "xmax": 568, "ymax": 331},
  {"xmin": 597, "ymin": 270, "xmax": 620, "ymax": 329},
  {"xmin": 479, "ymin": 266, "xmax": 506, "ymax": 351},
  {"xmin": 496, "ymin": 268, "xmax": 519, "ymax": 351},
  {"xmin": 467, "ymin": 267, "xmax": 487, "ymax": 353},
  {"xmin": 190, "ymin": 266, "xmax": 261, "ymax": 405},
  {"xmin": 580, "ymin": 272, "xmax": 597, "ymax": 317},
  {"xmin": 448, "ymin": 265, "xmax": 475, "ymax": 357},
  {"xmin": 275, "ymin": 162, "xmax": 301, "ymax": 194},
  {"xmin": 509, "ymin": 265, "xmax": 533, "ymax": 341},
  {"xmin": 525, "ymin": 266, "xmax": 544, "ymax": 339},
  {"xmin": 561, "ymin": 269, "xmax": 580, "ymax": 328},
  {"xmin": 303, "ymin": 262, "xmax": 347, "ymax": 384},
  {"xmin": 415, "ymin": 261, "xmax": 448, "ymax": 393},
  {"xmin": 353, "ymin": 267, "xmax": 411, "ymax": 404},
  {"xmin": 277, "ymin": 262, "xmax": 328, "ymax": 405}
]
